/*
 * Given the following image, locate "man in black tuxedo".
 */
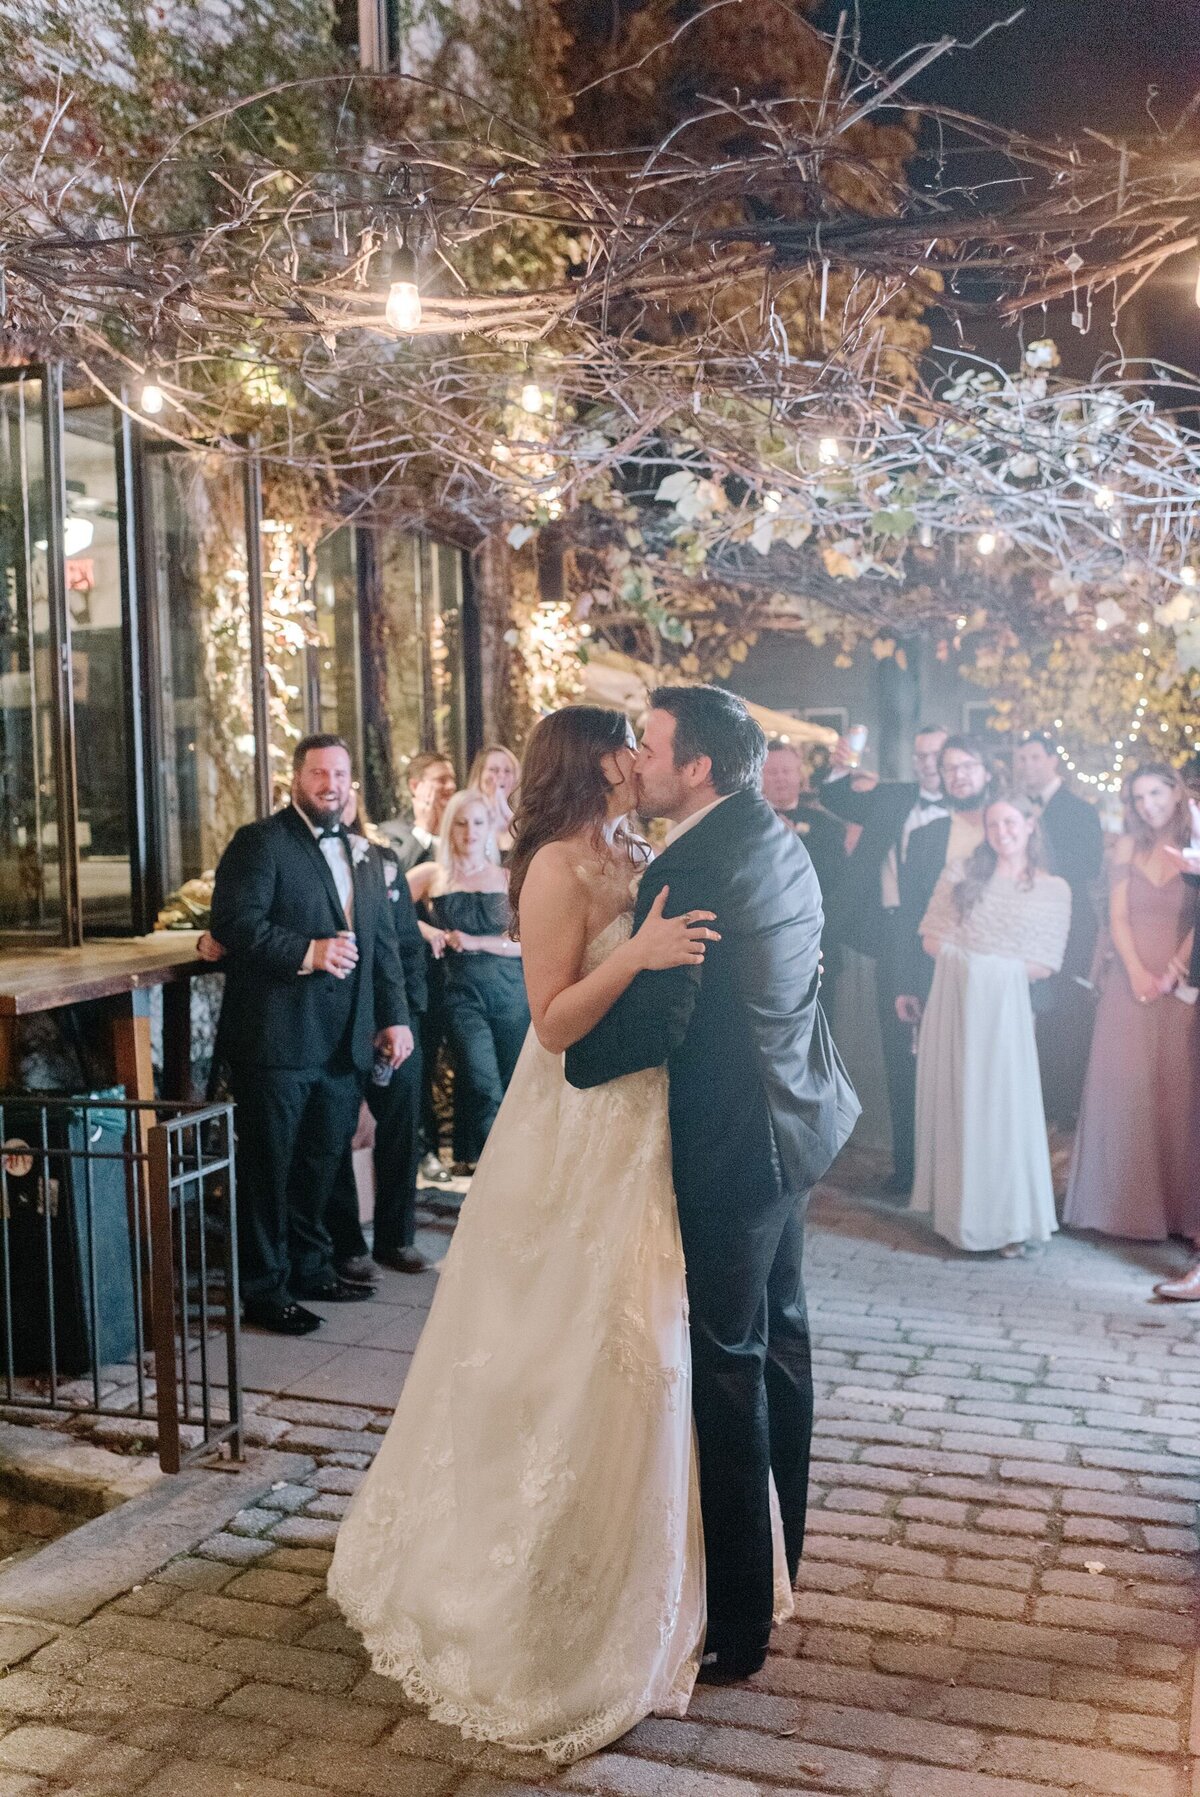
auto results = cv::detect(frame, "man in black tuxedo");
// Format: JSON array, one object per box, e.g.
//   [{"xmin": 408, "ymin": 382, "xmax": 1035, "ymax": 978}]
[
  {"xmin": 211, "ymin": 735, "xmax": 412, "ymax": 1335},
  {"xmin": 894, "ymin": 736, "xmax": 994, "ymax": 1015},
  {"xmin": 379, "ymin": 751, "xmax": 457, "ymax": 874},
  {"xmin": 819, "ymin": 724, "xmax": 948, "ymax": 1190},
  {"xmin": 566, "ymin": 688, "xmax": 860, "ymax": 1682},
  {"xmin": 1014, "ymin": 732, "xmax": 1105, "ymax": 1128}
]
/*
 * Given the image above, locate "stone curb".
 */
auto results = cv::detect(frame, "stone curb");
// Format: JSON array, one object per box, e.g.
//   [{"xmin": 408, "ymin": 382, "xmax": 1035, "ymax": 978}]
[{"xmin": 0, "ymin": 1448, "xmax": 314, "ymax": 1626}]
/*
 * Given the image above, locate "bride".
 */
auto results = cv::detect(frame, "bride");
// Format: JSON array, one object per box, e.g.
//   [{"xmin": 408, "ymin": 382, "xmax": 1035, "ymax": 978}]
[{"xmin": 328, "ymin": 705, "xmax": 723, "ymax": 1763}]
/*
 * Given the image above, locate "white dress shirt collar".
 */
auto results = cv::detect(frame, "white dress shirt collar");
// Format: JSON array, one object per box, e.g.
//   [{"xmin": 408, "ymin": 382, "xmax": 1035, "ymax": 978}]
[
  {"xmin": 1036, "ymin": 777, "xmax": 1063, "ymax": 807},
  {"xmin": 664, "ymin": 793, "xmax": 730, "ymax": 848}
]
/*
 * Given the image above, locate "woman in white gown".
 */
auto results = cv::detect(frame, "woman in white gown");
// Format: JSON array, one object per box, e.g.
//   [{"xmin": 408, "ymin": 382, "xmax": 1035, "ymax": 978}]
[
  {"xmin": 329, "ymin": 706, "xmax": 725, "ymax": 1763},
  {"xmin": 910, "ymin": 796, "xmax": 1071, "ymax": 1255}
]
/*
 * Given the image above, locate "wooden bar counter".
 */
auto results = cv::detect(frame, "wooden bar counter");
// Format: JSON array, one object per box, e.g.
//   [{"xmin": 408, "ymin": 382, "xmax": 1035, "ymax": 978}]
[{"xmin": 0, "ymin": 933, "xmax": 207, "ymax": 1103}]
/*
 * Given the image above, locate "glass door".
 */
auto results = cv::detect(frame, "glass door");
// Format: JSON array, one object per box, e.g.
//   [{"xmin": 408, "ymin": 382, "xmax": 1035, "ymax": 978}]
[
  {"xmin": 0, "ymin": 372, "xmax": 67, "ymax": 940},
  {"xmin": 138, "ymin": 444, "xmax": 264, "ymax": 906}
]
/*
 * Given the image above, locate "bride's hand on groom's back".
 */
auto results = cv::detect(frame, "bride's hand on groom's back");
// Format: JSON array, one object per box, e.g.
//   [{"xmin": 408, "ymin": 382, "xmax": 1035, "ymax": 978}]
[{"xmin": 633, "ymin": 885, "xmax": 720, "ymax": 972}]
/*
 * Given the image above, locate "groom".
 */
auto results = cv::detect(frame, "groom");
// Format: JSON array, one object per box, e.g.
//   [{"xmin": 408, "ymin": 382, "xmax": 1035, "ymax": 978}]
[{"xmin": 567, "ymin": 687, "xmax": 859, "ymax": 1680}]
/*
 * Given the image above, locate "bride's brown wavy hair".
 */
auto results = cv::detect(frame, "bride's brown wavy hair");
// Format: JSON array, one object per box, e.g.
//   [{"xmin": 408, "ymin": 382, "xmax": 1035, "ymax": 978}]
[{"xmin": 508, "ymin": 705, "xmax": 645, "ymax": 937}]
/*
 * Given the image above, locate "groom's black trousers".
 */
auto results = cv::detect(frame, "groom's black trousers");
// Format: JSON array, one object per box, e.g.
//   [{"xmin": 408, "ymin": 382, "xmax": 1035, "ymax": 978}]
[{"xmin": 677, "ymin": 1171, "xmax": 813, "ymax": 1658}]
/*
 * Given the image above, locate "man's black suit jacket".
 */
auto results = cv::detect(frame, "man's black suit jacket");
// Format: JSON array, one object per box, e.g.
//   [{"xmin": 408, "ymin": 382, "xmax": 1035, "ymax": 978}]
[
  {"xmin": 211, "ymin": 806, "xmax": 408, "ymax": 1073},
  {"xmin": 565, "ymin": 788, "xmax": 860, "ymax": 1202},
  {"xmin": 895, "ymin": 813, "xmax": 953, "ymax": 1003},
  {"xmin": 820, "ymin": 776, "xmax": 920, "ymax": 958},
  {"xmin": 1038, "ymin": 786, "xmax": 1103, "ymax": 982}
]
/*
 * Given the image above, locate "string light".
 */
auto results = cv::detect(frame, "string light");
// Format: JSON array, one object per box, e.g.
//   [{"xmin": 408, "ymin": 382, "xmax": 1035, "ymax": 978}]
[
  {"xmin": 762, "ymin": 489, "xmax": 782, "ymax": 513},
  {"xmin": 817, "ymin": 436, "xmax": 841, "ymax": 465},
  {"xmin": 139, "ymin": 381, "xmax": 165, "ymax": 415},
  {"xmin": 976, "ymin": 530, "xmax": 997, "ymax": 556},
  {"xmin": 1180, "ymin": 566, "xmax": 1197, "ymax": 587},
  {"xmin": 384, "ymin": 243, "xmax": 421, "ymax": 333},
  {"xmin": 520, "ymin": 380, "xmax": 544, "ymax": 415},
  {"xmin": 1093, "ymin": 485, "xmax": 1115, "ymax": 511}
]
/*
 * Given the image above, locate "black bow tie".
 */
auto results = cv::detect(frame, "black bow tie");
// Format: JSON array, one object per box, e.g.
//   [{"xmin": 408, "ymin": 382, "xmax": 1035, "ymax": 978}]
[{"xmin": 317, "ymin": 825, "xmax": 343, "ymax": 841}]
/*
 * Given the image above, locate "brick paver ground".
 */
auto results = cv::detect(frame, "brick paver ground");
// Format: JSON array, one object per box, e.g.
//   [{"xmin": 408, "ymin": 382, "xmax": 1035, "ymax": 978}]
[{"xmin": 2, "ymin": 1158, "xmax": 1198, "ymax": 1797}]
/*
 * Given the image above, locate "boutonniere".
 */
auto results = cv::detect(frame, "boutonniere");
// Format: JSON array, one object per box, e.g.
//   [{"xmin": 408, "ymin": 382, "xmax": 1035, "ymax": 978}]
[{"xmin": 349, "ymin": 834, "xmax": 370, "ymax": 868}]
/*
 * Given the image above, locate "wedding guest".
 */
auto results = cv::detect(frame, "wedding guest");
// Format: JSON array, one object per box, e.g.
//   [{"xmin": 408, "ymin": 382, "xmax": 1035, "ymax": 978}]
[
  {"xmin": 761, "ymin": 740, "xmax": 848, "ymax": 899},
  {"xmin": 409, "ymin": 790, "xmax": 530, "ymax": 1165},
  {"xmin": 1157, "ymin": 791, "xmax": 1200, "ymax": 1299},
  {"xmin": 912, "ymin": 797, "xmax": 1070, "ymax": 1254},
  {"xmin": 820, "ymin": 723, "xmax": 948, "ymax": 1191},
  {"xmin": 210, "ymin": 736, "xmax": 412, "ymax": 1334},
  {"xmin": 325, "ymin": 791, "xmax": 434, "ymax": 1280},
  {"xmin": 379, "ymin": 751, "xmax": 457, "ymax": 872},
  {"xmin": 895, "ymin": 735, "xmax": 996, "ymax": 1025},
  {"xmin": 381, "ymin": 750, "xmax": 457, "ymax": 1185},
  {"xmin": 1014, "ymin": 731, "xmax": 1104, "ymax": 1127},
  {"xmin": 468, "ymin": 743, "xmax": 521, "ymax": 861},
  {"xmin": 1064, "ymin": 764, "xmax": 1200, "ymax": 1245}
]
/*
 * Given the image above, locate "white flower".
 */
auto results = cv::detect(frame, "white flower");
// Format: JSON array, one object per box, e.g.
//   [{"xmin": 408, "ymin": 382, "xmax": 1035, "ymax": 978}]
[
  {"xmin": 1023, "ymin": 339, "xmax": 1060, "ymax": 371},
  {"xmin": 349, "ymin": 835, "xmax": 370, "ymax": 867}
]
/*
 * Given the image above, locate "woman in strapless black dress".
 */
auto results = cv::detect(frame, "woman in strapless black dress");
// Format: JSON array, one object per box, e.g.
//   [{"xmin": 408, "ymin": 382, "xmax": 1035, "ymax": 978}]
[{"xmin": 408, "ymin": 790, "xmax": 530, "ymax": 1162}]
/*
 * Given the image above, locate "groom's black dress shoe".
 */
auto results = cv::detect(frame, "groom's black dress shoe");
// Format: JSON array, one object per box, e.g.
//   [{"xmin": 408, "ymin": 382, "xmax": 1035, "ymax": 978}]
[
  {"xmin": 294, "ymin": 1276, "xmax": 373, "ymax": 1303},
  {"xmin": 697, "ymin": 1646, "xmax": 768, "ymax": 1685},
  {"xmin": 243, "ymin": 1299, "xmax": 322, "ymax": 1335},
  {"xmin": 697, "ymin": 1632, "xmax": 769, "ymax": 1684}
]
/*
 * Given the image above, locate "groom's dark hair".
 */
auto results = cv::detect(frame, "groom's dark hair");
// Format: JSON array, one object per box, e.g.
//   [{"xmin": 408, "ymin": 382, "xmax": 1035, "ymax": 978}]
[{"xmin": 649, "ymin": 686, "xmax": 767, "ymax": 795}]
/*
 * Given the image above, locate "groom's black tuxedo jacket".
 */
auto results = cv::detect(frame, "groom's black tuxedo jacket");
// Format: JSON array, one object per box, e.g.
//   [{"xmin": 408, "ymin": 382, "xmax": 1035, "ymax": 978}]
[
  {"xmin": 211, "ymin": 805, "xmax": 408, "ymax": 1074},
  {"xmin": 565, "ymin": 787, "xmax": 859, "ymax": 1200}
]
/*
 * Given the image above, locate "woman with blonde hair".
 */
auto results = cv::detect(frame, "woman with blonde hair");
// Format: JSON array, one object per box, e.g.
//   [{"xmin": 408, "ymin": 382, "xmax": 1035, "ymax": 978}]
[
  {"xmin": 912, "ymin": 795, "xmax": 1071, "ymax": 1255},
  {"xmin": 1065, "ymin": 762, "xmax": 1200, "ymax": 1243},
  {"xmin": 468, "ymin": 743, "xmax": 521, "ymax": 861},
  {"xmin": 408, "ymin": 788, "xmax": 529, "ymax": 1161}
]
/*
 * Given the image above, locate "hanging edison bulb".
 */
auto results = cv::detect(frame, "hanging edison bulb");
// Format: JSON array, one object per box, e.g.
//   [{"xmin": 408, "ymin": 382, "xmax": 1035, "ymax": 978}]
[
  {"xmin": 384, "ymin": 244, "xmax": 421, "ymax": 334},
  {"xmin": 519, "ymin": 380, "xmax": 544, "ymax": 416},
  {"xmin": 139, "ymin": 382, "xmax": 165, "ymax": 415}
]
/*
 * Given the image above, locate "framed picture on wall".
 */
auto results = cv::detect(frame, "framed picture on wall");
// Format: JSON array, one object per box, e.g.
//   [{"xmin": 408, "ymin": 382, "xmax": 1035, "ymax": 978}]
[{"xmin": 803, "ymin": 706, "xmax": 849, "ymax": 737}]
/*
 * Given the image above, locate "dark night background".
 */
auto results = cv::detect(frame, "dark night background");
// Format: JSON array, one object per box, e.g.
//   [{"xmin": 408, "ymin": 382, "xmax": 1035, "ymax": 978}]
[{"xmin": 809, "ymin": 0, "xmax": 1200, "ymax": 372}]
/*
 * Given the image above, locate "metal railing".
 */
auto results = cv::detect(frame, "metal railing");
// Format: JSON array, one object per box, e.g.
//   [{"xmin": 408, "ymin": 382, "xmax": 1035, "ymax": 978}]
[{"xmin": 0, "ymin": 1093, "xmax": 242, "ymax": 1472}]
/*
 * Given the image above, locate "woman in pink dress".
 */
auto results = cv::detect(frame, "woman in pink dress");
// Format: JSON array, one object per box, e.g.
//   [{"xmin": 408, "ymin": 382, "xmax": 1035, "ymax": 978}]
[{"xmin": 1064, "ymin": 763, "xmax": 1200, "ymax": 1243}]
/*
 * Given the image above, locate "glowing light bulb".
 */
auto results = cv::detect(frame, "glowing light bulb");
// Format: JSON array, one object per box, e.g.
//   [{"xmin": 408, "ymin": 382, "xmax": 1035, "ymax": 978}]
[
  {"xmin": 977, "ymin": 531, "xmax": 997, "ymax": 556},
  {"xmin": 520, "ymin": 380, "xmax": 544, "ymax": 416},
  {"xmin": 763, "ymin": 489, "xmax": 782, "ymax": 514},
  {"xmin": 1136, "ymin": 620, "xmax": 1149, "ymax": 635},
  {"xmin": 956, "ymin": 616, "xmax": 967, "ymax": 631},
  {"xmin": 140, "ymin": 382, "xmax": 165, "ymax": 416},
  {"xmin": 1094, "ymin": 616, "xmax": 1108, "ymax": 630},
  {"xmin": 1094, "ymin": 485, "xmax": 1115, "ymax": 511},
  {"xmin": 384, "ymin": 244, "xmax": 421, "ymax": 334},
  {"xmin": 818, "ymin": 437, "xmax": 840, "ymax": 466},
  {"xmin": 1180, "ymin": 566, "xmax": 1197, "ymax": 587}
]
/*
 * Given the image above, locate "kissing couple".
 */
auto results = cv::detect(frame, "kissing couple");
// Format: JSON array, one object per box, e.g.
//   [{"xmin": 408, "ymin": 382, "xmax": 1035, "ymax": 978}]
[{"xmin": 329, "ymin": 685, "xmax": 859, "ymax": 1763}]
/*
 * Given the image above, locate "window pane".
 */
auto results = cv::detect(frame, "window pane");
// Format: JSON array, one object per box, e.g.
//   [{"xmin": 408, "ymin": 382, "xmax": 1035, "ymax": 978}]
[
  {"xmin": 428, "ymin": 540, "xmax": 467, "ymax": 774},
  {"xmin": 144, "ymin": 450, "xmax": 257, "ymax": 894},
  {"xmin": 63, "ymin": 401, "xmax": 133, "ymax": 934},
  {"xmin": 313, "ymin": 528, "xmax": 363, "ymax": 771},
  {"xmin": 0, "ymin": 376, "xmax": 62, "ymax": 935},
  {"xmin": 378, "ymin": 529, "xmax": 426, "ymax": 768}
]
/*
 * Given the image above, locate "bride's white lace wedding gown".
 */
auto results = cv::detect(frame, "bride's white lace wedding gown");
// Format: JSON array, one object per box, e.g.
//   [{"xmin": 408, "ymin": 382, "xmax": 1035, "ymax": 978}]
[{"xmin": 328, "ymin": 913, "xmax": 705, "ymax": 1762}]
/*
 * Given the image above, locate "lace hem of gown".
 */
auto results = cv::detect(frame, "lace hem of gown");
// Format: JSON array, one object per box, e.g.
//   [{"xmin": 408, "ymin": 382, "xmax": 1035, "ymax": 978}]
[{"xmin": 330, "ymin": 1586, "xmax": 699, "ymax": 1765}]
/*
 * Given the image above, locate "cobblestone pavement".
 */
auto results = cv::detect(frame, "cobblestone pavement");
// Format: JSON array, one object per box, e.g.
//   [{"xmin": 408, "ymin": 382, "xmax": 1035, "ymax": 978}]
[{"xmin": 1, "ymin": 1164, "xmax": 1198, "ymax": 1797}]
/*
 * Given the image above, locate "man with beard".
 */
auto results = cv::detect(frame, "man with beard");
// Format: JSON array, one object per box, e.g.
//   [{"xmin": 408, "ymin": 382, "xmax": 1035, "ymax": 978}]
[
  {"xmin": 211, "ymin": 735, "xmax": 412, "ymax": 1334},
  {"xmin": 894, "ymin": 736, "xmax": 996, "ymax": 1024}
]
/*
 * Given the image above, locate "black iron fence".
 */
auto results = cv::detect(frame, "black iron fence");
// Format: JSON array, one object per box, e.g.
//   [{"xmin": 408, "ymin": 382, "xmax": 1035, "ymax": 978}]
[{"xmin": 0, "ymin": 1093, "xmax": 242, "ymax": 1472}]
